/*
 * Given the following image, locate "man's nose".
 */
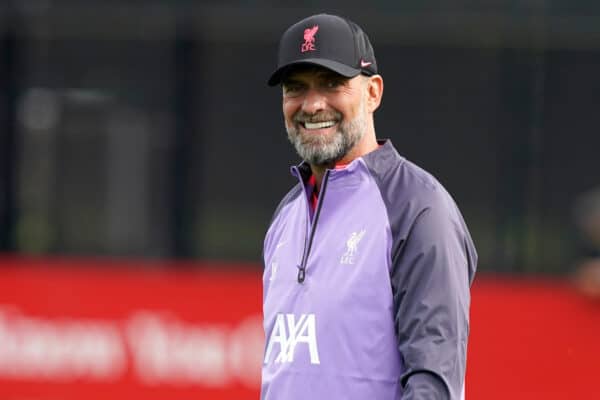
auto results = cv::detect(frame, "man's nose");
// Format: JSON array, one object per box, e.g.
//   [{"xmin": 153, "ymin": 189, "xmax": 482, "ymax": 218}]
[{"xmin": 301, "ymin": 88, "xmax": 326, "ymax": 114}]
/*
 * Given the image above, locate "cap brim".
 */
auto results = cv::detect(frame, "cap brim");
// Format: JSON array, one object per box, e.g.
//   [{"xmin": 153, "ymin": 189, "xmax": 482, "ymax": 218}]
[{"xmin": 267, "ymin": 58, "xmax": 361, "ymax": 86}]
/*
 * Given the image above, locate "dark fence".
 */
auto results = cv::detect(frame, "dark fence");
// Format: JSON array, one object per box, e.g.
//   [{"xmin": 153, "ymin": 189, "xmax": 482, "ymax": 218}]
[{"xmin": 1, "ymin": 2, "xmax": 599, "ymax": 273}]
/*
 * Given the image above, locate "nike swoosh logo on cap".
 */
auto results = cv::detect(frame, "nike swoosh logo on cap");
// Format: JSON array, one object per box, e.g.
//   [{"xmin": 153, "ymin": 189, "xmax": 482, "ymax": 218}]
[{"xmin": 360, "ymin": 60, "xmax": 372, "ymax": 68}]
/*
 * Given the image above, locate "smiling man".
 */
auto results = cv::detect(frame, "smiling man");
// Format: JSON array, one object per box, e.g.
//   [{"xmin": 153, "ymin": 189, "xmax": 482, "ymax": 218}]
[
  {"xmin": 282, "ymin": 66, "xmax": 380, "ymax": 189},
  {"xmin": 262, "ymin": 13, "xmax": 477, "ymax": 400}
]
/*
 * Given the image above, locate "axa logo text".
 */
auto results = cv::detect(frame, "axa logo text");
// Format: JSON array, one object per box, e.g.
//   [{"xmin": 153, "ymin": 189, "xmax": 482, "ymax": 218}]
[{"xmin": 264, "ymin": 313, "xmax": 320, "ymax": 365}]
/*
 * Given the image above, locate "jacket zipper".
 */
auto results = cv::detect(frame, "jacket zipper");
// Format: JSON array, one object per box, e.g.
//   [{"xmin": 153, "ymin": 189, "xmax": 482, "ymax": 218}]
[{"xmin": 297, "ymin": 170, "xmax": 330, "ymax": 283}]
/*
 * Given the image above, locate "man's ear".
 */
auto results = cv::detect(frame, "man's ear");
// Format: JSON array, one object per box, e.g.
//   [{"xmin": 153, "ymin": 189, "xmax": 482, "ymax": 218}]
[{"xmin": 366, "ymin": 75, "xmax": 384, "ymax": 113}]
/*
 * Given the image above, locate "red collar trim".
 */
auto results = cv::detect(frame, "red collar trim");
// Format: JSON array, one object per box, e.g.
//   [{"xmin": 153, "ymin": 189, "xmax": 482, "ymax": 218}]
[
  {"xmin": 308, "ymin": 175, "xmax": 318, "ymax": 211},
  {"xmin": 306, "ymin": 158, "xmax": 359, "ymax": 211},
  {"xmin": 307, "ymin": 162, "xmax": 349, "ymax": 211}
]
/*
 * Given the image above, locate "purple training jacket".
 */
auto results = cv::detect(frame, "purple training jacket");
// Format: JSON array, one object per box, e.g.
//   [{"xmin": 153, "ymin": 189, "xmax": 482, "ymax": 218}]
[{"xmin": 262, "ymin": 140, "xmax": 477, "ymax": 400}]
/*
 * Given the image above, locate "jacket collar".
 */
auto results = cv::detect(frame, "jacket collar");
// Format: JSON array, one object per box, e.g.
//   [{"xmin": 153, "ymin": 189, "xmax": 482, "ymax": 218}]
[{"xmin": 290, "ymin": 139, "xmax": 396, "ymax": 182}]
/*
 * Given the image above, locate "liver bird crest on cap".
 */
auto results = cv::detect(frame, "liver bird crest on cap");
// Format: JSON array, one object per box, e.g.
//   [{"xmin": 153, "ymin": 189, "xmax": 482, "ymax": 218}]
[{"xmin": 301, "ymin": 25, "xmax": 319, "ymax": 53}]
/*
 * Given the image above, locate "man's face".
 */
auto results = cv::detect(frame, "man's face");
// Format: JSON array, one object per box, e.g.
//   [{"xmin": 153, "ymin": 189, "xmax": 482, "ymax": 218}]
[{"xmin": 282, "ymin": 67, "xmax": 368, "ymax": 166}]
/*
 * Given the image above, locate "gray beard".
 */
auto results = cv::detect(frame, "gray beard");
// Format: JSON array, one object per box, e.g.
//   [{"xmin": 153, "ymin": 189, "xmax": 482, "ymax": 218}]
[{"xmin": 286, "ymin": 107, "xmax": 368, "ymax": 166}]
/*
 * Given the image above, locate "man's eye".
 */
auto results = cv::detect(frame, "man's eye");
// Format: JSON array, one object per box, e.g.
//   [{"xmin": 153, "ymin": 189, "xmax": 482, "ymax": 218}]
[
  {"xmin": 324, "ymin": 80, "xmax": 342, "ymax": 89},
  {"xmin": 283, "ymin": 84, "xmax": 303, "ymax": 95}
]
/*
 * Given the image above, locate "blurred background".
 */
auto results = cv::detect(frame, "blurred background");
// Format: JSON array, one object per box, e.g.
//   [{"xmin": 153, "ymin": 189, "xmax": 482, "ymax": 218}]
[{"xmin": 1, "ymin": 0, "xmax": 599, "ymax": 399}]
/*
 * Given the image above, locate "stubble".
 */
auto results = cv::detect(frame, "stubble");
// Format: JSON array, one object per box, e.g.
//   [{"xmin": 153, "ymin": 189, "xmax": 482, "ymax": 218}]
[{"xmin": 286, "ymin": 95, "xmax": 367, "ymax": 166}]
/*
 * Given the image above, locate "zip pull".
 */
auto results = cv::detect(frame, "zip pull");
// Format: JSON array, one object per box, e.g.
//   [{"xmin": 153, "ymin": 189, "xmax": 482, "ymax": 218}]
[{"xmin": 297, "ymin": 266, "xmax": 306, "ymax": 283}]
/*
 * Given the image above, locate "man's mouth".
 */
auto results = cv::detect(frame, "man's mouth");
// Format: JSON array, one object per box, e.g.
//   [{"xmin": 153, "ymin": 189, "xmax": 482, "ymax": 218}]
[{"xmin": 301, "ymin": 120, "xmax": 337, "ymax": 130}]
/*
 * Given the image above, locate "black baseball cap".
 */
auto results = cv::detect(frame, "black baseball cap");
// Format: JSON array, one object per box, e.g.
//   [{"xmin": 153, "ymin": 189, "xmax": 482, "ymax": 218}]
[{"xmin": 268, "ymin": 13, "xmax": 378, "ymax": 86}]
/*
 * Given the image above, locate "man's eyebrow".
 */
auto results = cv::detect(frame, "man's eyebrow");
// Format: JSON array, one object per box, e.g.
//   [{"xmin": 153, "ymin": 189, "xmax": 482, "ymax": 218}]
[{"xmin": 282, "ymin": 77, "xmax": 303, "ymax": 85}]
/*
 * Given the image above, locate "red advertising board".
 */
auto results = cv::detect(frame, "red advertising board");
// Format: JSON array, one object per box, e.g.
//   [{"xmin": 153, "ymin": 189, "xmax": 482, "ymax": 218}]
[
  {"xmin": 0, "ymin": 256, "xmax": 263, "ymax": 400},
  {"xmin": 468, "ymin": 276, "xmax": 600, "ymax": 399},
  {"xmin": 0, "ymin": 255, "xmax": 599, "ymax": 399}
]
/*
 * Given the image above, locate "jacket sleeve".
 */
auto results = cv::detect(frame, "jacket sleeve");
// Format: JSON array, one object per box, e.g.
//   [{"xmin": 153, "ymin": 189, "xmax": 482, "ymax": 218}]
[{"xmin": 391, "ymin": 204, "xmax": 476, "ymax": 400}]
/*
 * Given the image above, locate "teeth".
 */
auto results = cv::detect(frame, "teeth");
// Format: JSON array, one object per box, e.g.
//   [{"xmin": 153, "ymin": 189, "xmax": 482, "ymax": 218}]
[{"xmin": 304, "ymin": 121, "xmax": 336, "ymax": 130}]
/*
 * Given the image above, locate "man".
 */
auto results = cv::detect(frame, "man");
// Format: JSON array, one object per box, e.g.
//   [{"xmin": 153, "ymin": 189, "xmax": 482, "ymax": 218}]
[{"xmin": 261, "ymin": 13, "xmax": 477, "ymax": 400}]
